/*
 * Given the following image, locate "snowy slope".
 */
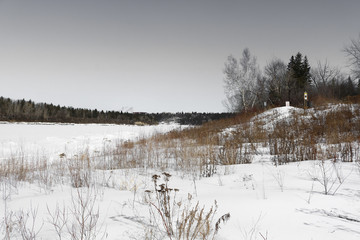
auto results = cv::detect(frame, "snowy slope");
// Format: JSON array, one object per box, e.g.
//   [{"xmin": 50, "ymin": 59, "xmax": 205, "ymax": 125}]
[{"xmin": 1, "ymin": 109, "xmax": 360, "ymax": 240}]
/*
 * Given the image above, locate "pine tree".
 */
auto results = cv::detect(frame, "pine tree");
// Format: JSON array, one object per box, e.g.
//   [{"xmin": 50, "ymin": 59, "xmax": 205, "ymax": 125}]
[
  {"xmin": 286, "ymin": 52, "xmax": 311, "ymax": 105},
  {"xmin": 345, "ymin": 76, "xmax": 356, "ymax": 97},
  {"xmin": 301, "ymin": 56, "xmax": 311, "ymax": 87}
]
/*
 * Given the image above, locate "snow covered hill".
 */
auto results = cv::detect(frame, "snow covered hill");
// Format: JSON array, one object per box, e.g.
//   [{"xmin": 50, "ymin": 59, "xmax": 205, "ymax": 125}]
[{"xmin": 0, "ymin": 105, "xmax": 359, "ymax": 240}]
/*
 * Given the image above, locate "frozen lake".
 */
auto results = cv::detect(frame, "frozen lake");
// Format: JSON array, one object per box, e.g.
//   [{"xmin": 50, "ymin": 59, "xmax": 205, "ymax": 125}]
[{"xmin": 0, "ymin": 121, "xmax": 182, "ymax": 160}]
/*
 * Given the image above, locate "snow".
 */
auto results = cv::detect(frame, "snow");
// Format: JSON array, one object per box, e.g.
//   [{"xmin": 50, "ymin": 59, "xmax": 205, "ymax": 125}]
[
  {"xmin": 251, "ymin": 106, "xmax": 304, "ymax": 131},
  {"xmin": 1, "ymin": 116, "xmax": 360, "ymax": 239},
  {"xmin": 0, "ymin": 122, "xmax": 182, "ymax": 161}
]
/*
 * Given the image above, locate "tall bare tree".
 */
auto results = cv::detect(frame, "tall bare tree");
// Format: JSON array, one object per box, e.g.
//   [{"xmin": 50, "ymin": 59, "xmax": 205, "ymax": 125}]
[
  {"xmin": 311, "ymin": 60, "xmax": 341, "ymax": 97},
  {"xmin": 344, "ymin": 34, "xmax": 360, "ymax": 78},
  {"xmin": 264, "ymin": 58, "xmax": 287, "ymax": 105},
  {"xmin": 223, "ymin": 48, "xmax": 261, "ymax": 112}
]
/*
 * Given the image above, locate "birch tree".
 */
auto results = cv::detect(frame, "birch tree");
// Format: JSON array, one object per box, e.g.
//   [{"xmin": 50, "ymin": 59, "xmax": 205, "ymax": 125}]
[{"xmin": 223, "ymin": 48, "xmax": 261, "ymax": 112}]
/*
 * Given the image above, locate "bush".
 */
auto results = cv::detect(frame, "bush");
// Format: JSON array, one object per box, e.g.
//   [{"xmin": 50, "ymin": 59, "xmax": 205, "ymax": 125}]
[{"xmin": 144, "ymin": 172, "xmax": 230, "ymax": 240}]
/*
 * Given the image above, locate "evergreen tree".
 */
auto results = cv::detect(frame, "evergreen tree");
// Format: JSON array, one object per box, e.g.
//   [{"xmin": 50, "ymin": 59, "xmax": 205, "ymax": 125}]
[
  {"xmin": 302, "ymin": 56, "xmax": 311, "ymax": 87},
  {"xmin": 344, "ymin": 76, "xmax": 356, "ymax": 97},
  {"xmin": 286, "ymin": 52, "xmax": 311, "ymax": 105}
]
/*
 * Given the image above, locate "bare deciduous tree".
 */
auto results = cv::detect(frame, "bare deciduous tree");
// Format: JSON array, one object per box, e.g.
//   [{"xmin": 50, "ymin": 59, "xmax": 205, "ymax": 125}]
[
  {"xmin": 223, "ymin": 48, "xmax": 261, "ymax": 112},
  {"xmin": 311, "ymin": 60, "xmax": 341, "ymax": 97},
  {"xmin": 344, "ymin": 34, "xmax": 360, "ymax": 78},
  {"xmin": 264, "ymin": 58, "xmax": 287, "ymax": 105}
]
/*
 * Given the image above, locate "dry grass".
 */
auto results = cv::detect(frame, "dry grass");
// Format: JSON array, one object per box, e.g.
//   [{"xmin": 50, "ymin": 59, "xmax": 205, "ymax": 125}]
[
  {"xmin": 1, "ymin": 102, "xmax": 358, "ymax": 188},
  {"xmin": 1, "ymin": 101, "xmax": 359, "ymax": 239},
  {"xmin": 144, "ymin": 172, "xmax": 229, "ymax": 240}
]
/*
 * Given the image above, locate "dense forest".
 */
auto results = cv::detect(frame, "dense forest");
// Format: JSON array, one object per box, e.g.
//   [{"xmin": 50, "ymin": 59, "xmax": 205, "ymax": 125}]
[{"xmin": 0, "ymin": 96, "xmax": 235, "ymax": 125}]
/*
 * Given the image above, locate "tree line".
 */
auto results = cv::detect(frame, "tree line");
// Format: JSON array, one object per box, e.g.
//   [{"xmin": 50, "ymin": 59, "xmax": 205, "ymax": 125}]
[
  {"xmin": 224, "ymin": 34, "xmax": 360, "ymax": 112},
  {"xmin": 0, "ymin": 96, "xmax": 234, "ymax": 125}
]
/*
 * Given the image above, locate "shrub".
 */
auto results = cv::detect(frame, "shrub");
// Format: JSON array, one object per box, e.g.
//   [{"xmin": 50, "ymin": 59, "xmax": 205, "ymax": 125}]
[{"xmin": 144, "ymin": 172, "xmax": 230, "ymax": 240}]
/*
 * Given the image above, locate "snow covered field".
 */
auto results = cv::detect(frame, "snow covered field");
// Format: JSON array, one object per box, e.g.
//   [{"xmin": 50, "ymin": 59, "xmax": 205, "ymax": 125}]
[
  {"xmin": 1, "ymin": 112, "xmax": 360, "ymax": 240},
  {"xmin": 0, "ymin": 122, "xmax": 182, "ymax": 160}
]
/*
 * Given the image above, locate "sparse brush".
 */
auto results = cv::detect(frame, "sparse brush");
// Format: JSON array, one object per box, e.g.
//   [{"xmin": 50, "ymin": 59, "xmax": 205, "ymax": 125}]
[
  {"xmin": 309, "ymin": 159, "xmax": 353, "ymax": 195},
  {"xmin": 67, "ymin": 152, "xmax": 92, "ymax": 188},
  {"xmin": 68, "ymin": 187, "xmax": 106, "ymax": 240},
  {"xmin": 47, "ymin": 203, "xmax": 68, "ymax": 240},
  {"xmin": 16, "ymin": 204, "xmax": 44, "ymax": 240},
  {"xmin": 144, "ymin": 173, "xmax": 229, "ymax": 240},
  {"xmin": 0, "ymin": 203, "xmax": 44, "ymax": 240}
]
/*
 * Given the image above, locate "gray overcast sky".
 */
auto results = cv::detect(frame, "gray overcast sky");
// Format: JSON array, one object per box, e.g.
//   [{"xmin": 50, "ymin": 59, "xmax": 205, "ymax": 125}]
[{"xmin": 0, "ymin": 0, "xmax": 359, "ymax": 113}]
